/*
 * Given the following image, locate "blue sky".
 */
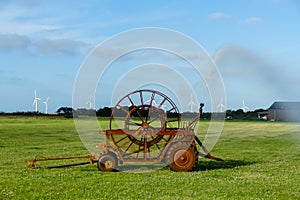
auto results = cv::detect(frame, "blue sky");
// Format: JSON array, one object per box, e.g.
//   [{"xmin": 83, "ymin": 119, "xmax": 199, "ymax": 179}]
[{"xmin": 0, "ymin": 0, "xmax": 299, "ymax": 113}]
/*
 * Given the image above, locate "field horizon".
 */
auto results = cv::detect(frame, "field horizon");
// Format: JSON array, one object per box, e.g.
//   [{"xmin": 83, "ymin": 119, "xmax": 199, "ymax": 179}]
[{"xmin": 0, "ymin": 117, "xmax": 299, "ymax": 199}]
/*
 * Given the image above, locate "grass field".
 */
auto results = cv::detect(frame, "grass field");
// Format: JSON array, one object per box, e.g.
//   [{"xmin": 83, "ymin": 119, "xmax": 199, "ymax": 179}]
[{"xmin": 0, "ymin": 116, "xmax": 299, "ymax": 199}]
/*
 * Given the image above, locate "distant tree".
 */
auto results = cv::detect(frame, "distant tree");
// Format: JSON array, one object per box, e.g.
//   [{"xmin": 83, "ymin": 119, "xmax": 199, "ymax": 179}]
[
  {"xmin": 201, "ymin": 112, "xmax": 211, "ymax": 120},
  {"xmin": 56, "ymin": 107, "xmax": 75, "ymax": 118},
  {"xmin": 96, "ymin": 107, "xmax": 112, "ymax": 117}
]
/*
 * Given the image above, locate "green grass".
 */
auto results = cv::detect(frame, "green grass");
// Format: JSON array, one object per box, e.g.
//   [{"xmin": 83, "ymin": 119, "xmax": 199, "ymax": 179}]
[{"xmin": 0, "ymin": 117, "xmax": 299, "ymax": 199}]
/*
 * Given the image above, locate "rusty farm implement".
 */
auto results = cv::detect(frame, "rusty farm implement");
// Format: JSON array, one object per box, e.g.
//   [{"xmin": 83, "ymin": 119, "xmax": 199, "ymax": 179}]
[{"xmin": 26, "ymin": 89, "xmax": 222, "ymax": 171}]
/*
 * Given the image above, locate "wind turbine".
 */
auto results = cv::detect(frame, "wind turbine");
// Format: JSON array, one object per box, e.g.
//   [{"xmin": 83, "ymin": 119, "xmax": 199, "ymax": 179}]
[
  {"xmin": 146, "ymin": 99, "xmax": 158, "ymax": 107},
  {"xmin": 217, "ymin": 97, "xmax": 226, "ymax": 112},
  {"xmin": 242, "ymin": 100, "xmax": 249, "ymax": 112},
  {"xmin": 146, "ymin": 98, "xmax": 166, "ymax": 110},
  {"xmin": 32, "ymin": 90, "xmax": 41, "ymax": 112},
  {"xmin": 187, "ymin": 94, "xmax": 196, "ymax": 112},
  {"xmin": 157, "ymin": 101, "xmax": 166, "ymax": 111},
  {"xmin": 43, "ymin": 98, "xmax": 49, "ymax": 114},
  {"xmin": 86, "ymin": 95, "xmax": 94, "ymax": 109}
]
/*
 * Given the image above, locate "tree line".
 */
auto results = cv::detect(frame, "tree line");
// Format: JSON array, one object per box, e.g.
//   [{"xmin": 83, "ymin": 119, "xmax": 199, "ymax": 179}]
[{"xmin": 0, "ymin": 107, "xmax": 267, "ymax": 120}]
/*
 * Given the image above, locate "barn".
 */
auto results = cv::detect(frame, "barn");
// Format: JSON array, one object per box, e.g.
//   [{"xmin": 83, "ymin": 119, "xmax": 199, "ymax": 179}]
[{"xmin": 268, "ymin": 102, "xmax": 300, "ymax": 121}]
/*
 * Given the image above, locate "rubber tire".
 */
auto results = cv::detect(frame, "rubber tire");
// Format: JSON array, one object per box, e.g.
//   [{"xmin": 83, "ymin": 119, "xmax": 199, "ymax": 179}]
[
  {"xmin": 97, "ymin": 153, "xmax": 118, "ymax": 172},
  {"xmin": 166, "ymin": 142, "xmax": 198, "ymax": 172},
  {"xmin": 107, "ymin": 151, "xmax": 118, "ymax": 163}
]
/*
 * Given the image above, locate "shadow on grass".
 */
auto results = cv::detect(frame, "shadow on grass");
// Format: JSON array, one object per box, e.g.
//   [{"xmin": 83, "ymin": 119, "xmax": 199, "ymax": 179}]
[
  {"xmin": 87, "ymin": 160, "xmax": 256, "ymax": 172},
  {"xmin": 77, "ymin": 159, "xmax": 256, "ymax": 172},
  {"xmin": 195, "ymin": 159, "xmax": 256, "ymax": 171},
  {"xmin": 118, "ymin": 164, "xmax": 165, "ymax": 172}
]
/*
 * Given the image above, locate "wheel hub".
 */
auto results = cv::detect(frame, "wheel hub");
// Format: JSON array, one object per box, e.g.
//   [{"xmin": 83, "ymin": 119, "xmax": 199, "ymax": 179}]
[
  {"xmin": 104, "ymin": 160, "xmax": 113, "ymax": 168},
  {"xmin": 174, "ymin": 150, "xmax": 190, "ymax": 166},
  {"xmin": 141, "ymin": 122, "xmax": 149, "ymax": 127}
]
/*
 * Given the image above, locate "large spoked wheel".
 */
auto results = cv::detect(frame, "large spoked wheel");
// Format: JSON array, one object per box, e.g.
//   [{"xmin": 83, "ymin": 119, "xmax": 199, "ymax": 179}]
[
  {"xmin": 166, "ymin": 142, "xmax": 198, "ymax": 172},
  {"xmin": 109, "ymin": 90, "xmax": 181, "ymax": 157},
  {"xmin": 97, "ymin": 152, "xmax": 118, "ymax": 172},
  {"xmin": 124, "ymin": 105, "xmax": 166, "ymax": 147}
]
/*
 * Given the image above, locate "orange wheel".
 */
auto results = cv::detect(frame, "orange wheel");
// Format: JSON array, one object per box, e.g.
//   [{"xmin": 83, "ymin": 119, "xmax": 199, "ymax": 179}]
[
  {"xmin": 165, "ymin": 142, "xmax": 198, "ymax": 172},
  {"xmin": 97, "ymin": 152, "xmax": 118, "ymax": 172}
]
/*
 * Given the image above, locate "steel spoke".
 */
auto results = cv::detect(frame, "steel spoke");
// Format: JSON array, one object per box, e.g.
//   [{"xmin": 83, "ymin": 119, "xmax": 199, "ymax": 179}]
[
  {"xmin": 167, "ymin": 119, "xmax": 179, "ymax": 123},
  {"xmin": 125, "ymin": 141, "xmax": 134, "ymax": 152},
  {"xmin": 127, "ymin": 121, "xmax": 142, "ymax": 126},
  {"xmin": 115, "ymin": 135, "xmax": 129, "ymax": 144},
  {"xmin": 150, "ymin": 92, "xmax": 155, "ymax": 106},
  {"xmin": 158, "ymin": 97, "xmax": 167, "ymax": 109},
  {"xmin": 119, "ymin": 105, "xmax": 130, "ymax": 114},
  {"xmin": 136, "ymin": 137, "xmax": 144, "ymax": 158},
  {"xmin": 146, "ymin": 107, "xmax": 150, "ymax": 123},
  {"xmin": 162, "ymin": 137, "xmax": 168, "ymax": 142},
  {"xmin": 167, "ymin": 107, "xmax": 175, "ymax": 113},
  {"xmin": 128, "ymin": 115, "xmax": 144, "ymax": 127},
  {"xmin": 146, "ymin": 92, "xmax": 156, "ymax": 122},
  {"xmin": 149, "ymin": 116, "xmax": 160, "ymax": 125},
  {"xmin": 140, "ymin": 91, "xmax": 144, "ymax": 108},
  {"xmin": 134, "ymin": 127, "xmax": 143, "ymax": 135},
  {"xmin": 124, "ymin": 148, "xmax": 145, "ymax": 156},
  {"xmin": 135, "ymin": 109, "xmax": 145, "ymax": 123},
  {"xmin": 127, "ymin": 96, "xmax": 135, "ymax": 107},
  {"xmin": 151, "ymin": 135, "xmax": 161, "ymax": 150}
]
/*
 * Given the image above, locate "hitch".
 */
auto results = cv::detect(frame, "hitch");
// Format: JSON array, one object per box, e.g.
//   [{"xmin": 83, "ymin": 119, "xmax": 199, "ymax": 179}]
[{"xmin": 26, "ymin": 155, "xmax": 96, "ymax": 169}]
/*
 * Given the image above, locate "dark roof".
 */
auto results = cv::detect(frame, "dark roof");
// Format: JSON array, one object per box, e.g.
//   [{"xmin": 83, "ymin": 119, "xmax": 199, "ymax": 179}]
[{"xmin": 269, "ymin": 102, "xmax": 300, "ymax": 110}]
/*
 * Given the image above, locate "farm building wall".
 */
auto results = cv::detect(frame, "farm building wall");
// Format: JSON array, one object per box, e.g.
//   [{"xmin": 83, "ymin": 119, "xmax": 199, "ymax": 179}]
[{"xmin": 268, "ymin": 102, "xmax": 300, "ymax": 121}]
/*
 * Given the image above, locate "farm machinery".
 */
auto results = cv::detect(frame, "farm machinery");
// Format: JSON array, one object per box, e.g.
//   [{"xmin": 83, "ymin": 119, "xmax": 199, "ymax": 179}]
[{"xmin": 27, "ymin": 89, "xmax": 222, "ymax": 171}]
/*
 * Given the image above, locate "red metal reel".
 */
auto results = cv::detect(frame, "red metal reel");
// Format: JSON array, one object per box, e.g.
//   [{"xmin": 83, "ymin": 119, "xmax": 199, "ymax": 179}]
[{"xmin": 109, "ymin": 90, "xmax": 181, "ymax": 160}]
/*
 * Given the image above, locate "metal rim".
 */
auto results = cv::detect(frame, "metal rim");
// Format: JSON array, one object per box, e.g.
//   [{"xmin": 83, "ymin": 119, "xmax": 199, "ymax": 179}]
[
  {"xmin": 166, "ymin": 142, "xmax": 197, "ymax": 172},
  {"xmin": 97, "ymin": 154, "xmax": 118, "ymax": 172}
]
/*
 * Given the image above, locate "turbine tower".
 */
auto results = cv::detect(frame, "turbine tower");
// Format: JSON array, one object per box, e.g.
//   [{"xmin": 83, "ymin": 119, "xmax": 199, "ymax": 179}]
[
  {"xmin": 32, "ymin": 90, "xmax": 41, "ymax": 112},
  {"xmin": 43, "ymin": 98, "xmax": 49, "ymax": 114},
  {"xmin": 217, "ymin": 97, "xmax": 225, "ymax": 112},
  {"xmin": 242, "ymin": 100, "xmax": 249, "ymax": 112},
  {"xmin": 187, "ymin": 94, "xmax": 196, "ymax": 112},
  {"xmin": 86, "ymin": 95, "xmax": 94, "ymax": 109}
]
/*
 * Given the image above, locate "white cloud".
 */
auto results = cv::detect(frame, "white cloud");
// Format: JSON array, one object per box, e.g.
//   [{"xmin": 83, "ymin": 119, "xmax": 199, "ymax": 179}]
[
  {"xmin": 208, "ymin": 12, "xmax": 231, "ymax": 20},
  {"xmin": 0, "ymin": 33, "xmax": 30, "ymax": 52},
  {"xmin": 0, "ymin": 2, "xmax": 59, "ymax": 35},
  {"xmin": 0, "ymin": 21, "xmax": 59, "ymax": 36},
  {"xmin": 0, "ymin": 33, "xmax": 89, "ymax": 55},
  {"xmin": 34, "ymin": 39, "xmax": 88, "ymax": 55},
  {"xmin": 239, "ymin": 17, "xmax": 262, "ymax": 24}
]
